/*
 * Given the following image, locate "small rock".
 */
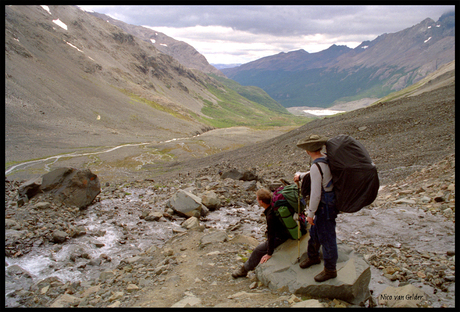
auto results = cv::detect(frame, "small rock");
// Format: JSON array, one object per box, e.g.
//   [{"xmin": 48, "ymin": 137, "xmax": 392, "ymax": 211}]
[
  {"xmin": 52, "ymin": 230, "xmax": 68, "ymax": 243},
  {"xmin": 127, "ymin": 284, "xmax": 139, "ymax": 292},
  {"xmin": 181, "ymin": 216, "xmax": 200, "ymax": 230},
  {"xmin": 145, "ymin": 211, "xmax": 163, "ymax": 221},
  {"xmin": 109, "ymin": 291, "xmax": 124, "ymax": 301}
]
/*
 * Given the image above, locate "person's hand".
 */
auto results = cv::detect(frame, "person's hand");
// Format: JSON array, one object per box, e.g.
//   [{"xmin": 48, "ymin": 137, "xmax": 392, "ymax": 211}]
[
  {"xmin": 294, "ymin": 175, "xmax": 300, "ymax": 182},
  {"xmin": 307, "ymin": 216, "xmax": 315, "ymax": 226},
  {"xmin": 260, "ymin": 254, "xmax": 271, "ymax": 264},
  {"xmin": 293, "ymin": 213, "xmax": 299, "ymax": 221}
]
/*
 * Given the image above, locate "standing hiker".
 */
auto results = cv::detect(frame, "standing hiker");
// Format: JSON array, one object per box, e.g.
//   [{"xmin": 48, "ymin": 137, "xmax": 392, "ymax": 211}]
[
  {"xmin": 295, "ymin": 134, "xmax": 338, "ymax": 282},
  {"xmin": 232, "ymin": 188, "xmax": 291, "ymax": 278}
]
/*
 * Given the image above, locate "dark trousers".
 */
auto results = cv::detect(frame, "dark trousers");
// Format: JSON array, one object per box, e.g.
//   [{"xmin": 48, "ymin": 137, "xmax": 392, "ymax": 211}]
[
  {"xmin": 307, "ymin": 192, "xmax": 338, "ymax": 271},
  {"xmin": 243, "ymin": 237, "xmax": 286, "ymax": 271}
]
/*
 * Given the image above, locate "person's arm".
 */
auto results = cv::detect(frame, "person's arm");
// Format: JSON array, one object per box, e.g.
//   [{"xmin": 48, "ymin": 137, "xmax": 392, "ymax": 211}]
[
  {"xmin": 294, "ymin": 171, "xmax": 309, "ymax": 182},
  {"xmin": 307, "ymin": 164, "xmax": 322, "ymax": 219},
  {"xmin": 265, "ymin": 212, "xmax": 277, "ymax": 256}
]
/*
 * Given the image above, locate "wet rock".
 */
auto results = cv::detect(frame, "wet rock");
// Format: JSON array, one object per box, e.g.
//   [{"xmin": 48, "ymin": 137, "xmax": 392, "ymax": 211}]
[
  {"xmin": 167, "ymin": 190, "xmax": 203, "ymax": 218},
  {"xmin": 52, "ymin": 230, "xmax": 68, "ymax": 243},
  {"xmin": 145, "ymin": 211, "xmax": 163, "ymax": 221},
  {"xmin": 181, "ymin": 216, "xmax": 200, "ymax": 230},
  {"xmin": 201, "ymin": 191, "xmax": 221, "ymax": 210}
]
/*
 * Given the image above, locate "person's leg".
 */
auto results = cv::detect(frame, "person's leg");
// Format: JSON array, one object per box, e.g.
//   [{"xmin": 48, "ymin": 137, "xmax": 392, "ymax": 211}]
[
  {"xmin": 233, "ymin": 238, "xmax": 286, "ymax": 278},
  {"xmin": 243, "ymin": 241, "xmax": 269, "ymax": 271},
  {"xmin": 300, "ymin": 221, "xmax": 321, "ymax": 268},
  {"xmin": 313, "ymin": 204, "xmax": 338, "ymax": 282}
]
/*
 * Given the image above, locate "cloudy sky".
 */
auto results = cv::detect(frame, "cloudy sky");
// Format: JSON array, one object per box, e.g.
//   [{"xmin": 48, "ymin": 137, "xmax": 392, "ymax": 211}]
[{"xmin": 78, "ymin": 5, "xmax": 454, "ymax": 65}]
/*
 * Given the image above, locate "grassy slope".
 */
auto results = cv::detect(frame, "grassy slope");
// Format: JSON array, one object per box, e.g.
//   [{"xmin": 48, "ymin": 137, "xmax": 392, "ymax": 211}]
[{"xmin": 199, "ymin": 76, "xmax": 310, "ymax": 129}]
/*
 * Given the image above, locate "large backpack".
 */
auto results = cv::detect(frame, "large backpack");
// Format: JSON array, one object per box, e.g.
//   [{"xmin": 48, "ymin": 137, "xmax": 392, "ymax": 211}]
[
  {"xmin": 271, "ymin": 184, "xmax": 306, "ymax": 239},
  {"xmin": 303, "ymin": 135, "xmax": 380, "ymax": 213}
]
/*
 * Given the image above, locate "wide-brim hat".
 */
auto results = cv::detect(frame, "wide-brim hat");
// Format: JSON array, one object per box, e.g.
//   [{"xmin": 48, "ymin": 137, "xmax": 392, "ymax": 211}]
[{"xmin": 296, "ymin": 134, "xmax": 329, "ymax": 151}]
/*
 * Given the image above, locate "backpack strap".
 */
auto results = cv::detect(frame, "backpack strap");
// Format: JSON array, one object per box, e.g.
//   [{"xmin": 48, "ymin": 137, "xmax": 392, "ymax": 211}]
[{"xmin": 313, "ymin": 160, "xmax": 333, "ymax": 189}]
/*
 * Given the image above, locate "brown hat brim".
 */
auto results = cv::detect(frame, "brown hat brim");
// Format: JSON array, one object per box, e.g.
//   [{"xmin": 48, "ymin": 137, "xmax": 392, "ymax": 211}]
[{"xmin": 296, "ymin": 135, "xmax": 328, "ymax": 151}]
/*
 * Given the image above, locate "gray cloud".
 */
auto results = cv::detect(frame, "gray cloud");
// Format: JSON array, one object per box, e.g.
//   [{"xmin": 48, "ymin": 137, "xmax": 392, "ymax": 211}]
[
  {"xmin": 89, "ymin": 5, "xmax": 454, "ymax": 37},
  {"xmin": 81, "ymin": 5, "xmax": 454, "ymax": 64}
]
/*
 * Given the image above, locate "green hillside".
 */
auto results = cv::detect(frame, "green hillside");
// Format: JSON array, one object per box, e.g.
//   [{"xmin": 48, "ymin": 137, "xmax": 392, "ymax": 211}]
[{"xmin": 198, "ymin": 75, "xmax": 310, "ymax": 128}]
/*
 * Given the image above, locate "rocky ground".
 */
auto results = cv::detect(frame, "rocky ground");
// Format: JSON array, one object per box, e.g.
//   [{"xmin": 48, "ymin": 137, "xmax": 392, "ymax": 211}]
[
  {"xmin": 4, "ymin": 152, "xmax": 455, "ymax": 308},
  {"xmin": 5, "ymin": 81, "xmax": 455, "ymax": 307}
]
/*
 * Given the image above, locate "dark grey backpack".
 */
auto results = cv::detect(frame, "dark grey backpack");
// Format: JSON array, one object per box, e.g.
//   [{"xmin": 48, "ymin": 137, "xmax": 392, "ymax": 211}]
[{"xmin": 302, "ymin": 135, "xmax": 379, "ymax": 213}]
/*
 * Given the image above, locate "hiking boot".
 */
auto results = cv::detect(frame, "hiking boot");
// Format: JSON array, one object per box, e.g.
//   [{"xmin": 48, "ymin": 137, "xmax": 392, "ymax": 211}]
[
  {"xmin": 314, "ymin": 268, "xmax": 337, "ymax": 282},
  {"xmin": 299, "ymin": 257, "xmax": 321, "ymax": 269},
  {"xmin": 232, "ymin": 265, "xmax": 248, "ymax": 278}
]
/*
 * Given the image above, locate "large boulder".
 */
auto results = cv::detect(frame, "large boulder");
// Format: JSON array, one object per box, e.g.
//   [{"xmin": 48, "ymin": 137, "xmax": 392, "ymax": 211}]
[
  {"xmin": 255, "ymin": 234, "xmax": 371, "ymax": 306},
  {"xmin": 18, "ymin": 167, "xmax": 101, "ymax": 209},
  {"xmin": 167, "ymin": 190, "xmax": 203, "ymax": 218}
]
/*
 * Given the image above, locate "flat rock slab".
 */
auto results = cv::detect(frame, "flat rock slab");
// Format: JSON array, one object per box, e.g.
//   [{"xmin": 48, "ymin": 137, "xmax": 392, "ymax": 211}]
[{"xmin": 255, "ymin": 234, "xmax": 371, "ymax": 305}]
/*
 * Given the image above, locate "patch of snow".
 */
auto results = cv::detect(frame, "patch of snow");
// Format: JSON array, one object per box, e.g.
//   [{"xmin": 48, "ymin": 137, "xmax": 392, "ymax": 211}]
[
  {"xmin": 427, "ymin": 26, "xmax": 431, "ymax": 29},
  {"xmin": 160, "ymin": 43, "xmax": 168, "ymax": 47},
  {"xmin": 424, "ymin": 37, "xmax": 432, "ymax": 43},
  {"xmin": 362, "ymin": 45, "xmax": 368, "ymax": 49},
  {"xmin": 40, "ymin": 5, "xmax": 51, "ymax": 15},
  {"xmin": 77, "ymin": 6, "xmax": 94, "ymax": 13},
  {"xmin": 150, "ymin": 39, "xmax": 156, "ymax": 44},
  {"xmin": 436, "ymin": 24, "xmax": 441, "ymax": 27},
  {"xmin": 66, "ymin": 42, "xmax": 83, "ymax": 52},
  {"xmin": 52, "ymin": 18, "xmax": 67, "ymax": 30}
]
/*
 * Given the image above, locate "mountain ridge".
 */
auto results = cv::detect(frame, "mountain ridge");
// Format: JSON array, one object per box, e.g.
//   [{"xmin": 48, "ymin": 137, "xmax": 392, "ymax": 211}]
[
  {"xmin": 222, "ymin": 12, "xmax": 455, "ymax": 108},
  {"xmin": 87, "ymin": 10, "xmax": 225, "ymax": 77}
]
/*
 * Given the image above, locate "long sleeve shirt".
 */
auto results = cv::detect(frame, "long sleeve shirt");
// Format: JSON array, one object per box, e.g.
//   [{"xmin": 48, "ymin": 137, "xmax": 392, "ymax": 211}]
[
  {"xmin": 297, "ymin": 158, "xmax": 333, "ymax": 219},
  {"xmin": 264, "ymin": 205, "xmax": 290, "ymax": 255}
]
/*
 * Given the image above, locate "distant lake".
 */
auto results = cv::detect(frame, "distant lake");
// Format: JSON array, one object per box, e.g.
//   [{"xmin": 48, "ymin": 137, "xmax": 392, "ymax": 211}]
[{"xmin": 303, "ymin": 109, "xmax": 345, "ymax": 116}]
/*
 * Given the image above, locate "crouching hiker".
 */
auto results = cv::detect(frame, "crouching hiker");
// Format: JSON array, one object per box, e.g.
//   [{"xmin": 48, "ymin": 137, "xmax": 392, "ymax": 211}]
[{"xmin": 232, "ymin": 188, "xmax": 291, "ymax": 278}]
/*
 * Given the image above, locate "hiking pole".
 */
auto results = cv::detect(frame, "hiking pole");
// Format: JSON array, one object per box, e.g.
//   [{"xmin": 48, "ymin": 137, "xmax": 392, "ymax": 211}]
[{"xmin": 295, "ymin": 180, "xmax": 301, "ymax": 264}]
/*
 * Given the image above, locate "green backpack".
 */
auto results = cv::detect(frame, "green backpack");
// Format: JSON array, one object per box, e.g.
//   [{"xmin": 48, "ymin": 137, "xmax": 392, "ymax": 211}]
[{"xmin": 272, "ymin": 184, "xmax": 306, "ymax": 240}]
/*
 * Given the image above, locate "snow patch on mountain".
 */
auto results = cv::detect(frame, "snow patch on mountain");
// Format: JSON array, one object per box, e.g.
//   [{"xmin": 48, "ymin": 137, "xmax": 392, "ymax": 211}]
[
  {"xmin": 53, "ymin": 19, "xmax": 67, "ymax": 30},
  {"xmin": 40, "ymin": 5, "xmax": 51, "ymax": 15}
]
